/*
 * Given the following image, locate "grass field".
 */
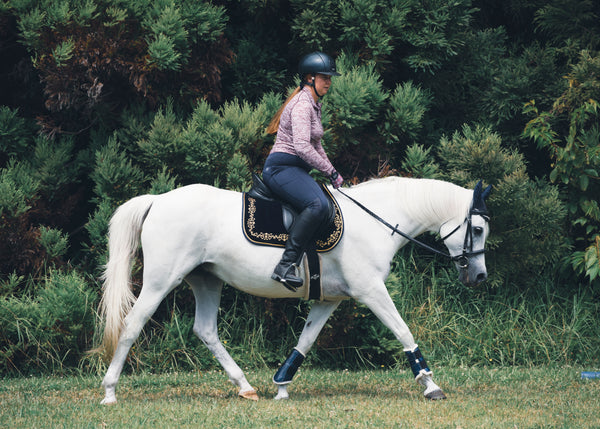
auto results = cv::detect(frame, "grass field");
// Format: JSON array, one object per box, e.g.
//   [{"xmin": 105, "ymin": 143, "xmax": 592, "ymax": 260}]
[{"xmin": 2, "ymin": 366, "xmax": 599, "ymax": 428}]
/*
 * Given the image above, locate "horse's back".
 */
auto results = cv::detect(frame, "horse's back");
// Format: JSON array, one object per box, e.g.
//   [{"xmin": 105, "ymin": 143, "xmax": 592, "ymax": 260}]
[
  {"xmin": 146, "ymin": 183, "xmax": 240, "ymax": 217},
  {"xmin": 140, "ymin": 184, "xmax": 243, "ymax": 257}
]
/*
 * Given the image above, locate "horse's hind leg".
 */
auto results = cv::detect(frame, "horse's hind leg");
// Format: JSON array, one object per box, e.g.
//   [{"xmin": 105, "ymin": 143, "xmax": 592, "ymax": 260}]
[
  {"xmin": 188, "ymin": 271, "xmax": 258, "ymax": 400},
  {"xmin": 273, "ymin": 300, "xmax": 341, "ymax": 400},
  {"xmin": 101, "ymin": 279, "xmax": 179, "ymax": 404}
]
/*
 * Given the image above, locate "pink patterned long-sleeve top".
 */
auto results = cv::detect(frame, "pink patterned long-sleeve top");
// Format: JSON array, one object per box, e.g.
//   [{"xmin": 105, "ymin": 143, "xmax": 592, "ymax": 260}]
[{"xmin": 270, "ymin": 86, "xmax": 335, "ymax": 176}]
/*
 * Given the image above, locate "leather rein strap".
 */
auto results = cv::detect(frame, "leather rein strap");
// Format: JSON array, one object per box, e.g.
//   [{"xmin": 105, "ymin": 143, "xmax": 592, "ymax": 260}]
[{"xmin": 336, "ymin": 188, "xmax": 487, "ymax": 268}]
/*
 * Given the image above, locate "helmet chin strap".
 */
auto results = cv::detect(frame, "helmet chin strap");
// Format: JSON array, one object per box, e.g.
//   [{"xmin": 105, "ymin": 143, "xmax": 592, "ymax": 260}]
[{"xmin": 303, "ymin": 77, "xmax": 322, "ymax": 98}]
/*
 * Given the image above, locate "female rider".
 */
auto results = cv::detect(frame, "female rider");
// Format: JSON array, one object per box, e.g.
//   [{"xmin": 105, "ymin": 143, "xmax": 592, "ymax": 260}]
[{"xmin": 263, "ymin": 52, "xmax": 344, "ymax": 291}]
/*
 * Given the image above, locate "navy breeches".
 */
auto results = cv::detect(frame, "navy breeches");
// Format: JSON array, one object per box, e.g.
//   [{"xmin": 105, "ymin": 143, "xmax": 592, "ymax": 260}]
[{"xmin": 262, "ymin": 153, "xmax": 330, "ymax": 226}]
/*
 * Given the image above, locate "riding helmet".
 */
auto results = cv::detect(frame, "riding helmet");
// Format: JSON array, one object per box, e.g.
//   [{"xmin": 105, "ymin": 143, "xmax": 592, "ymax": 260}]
[{"xmin": 298, "ymin": 52, "xmax": 341, "ymax": 77}]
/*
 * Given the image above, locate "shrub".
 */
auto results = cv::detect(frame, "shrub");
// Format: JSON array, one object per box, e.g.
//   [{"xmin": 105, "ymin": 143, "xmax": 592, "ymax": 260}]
[
  {"xmin": 0, "ymin": 106, "xmax": 31, "ymax": 158},
  {"xmin": 0, "ymin": 269, "xmax": 96, "ymax": 375},
  {"xmin": 182, "ymin": 112, "xmax": 236, "ymax": 185},
  {"xmin": 380, "ymin": 81, "xmax": 433, "ymax": 163},
  {"xmin": 83, "ymin": 199, "xmax": 113, "ymax": 275},
  {"xmin": 0, "ymin": 160, "xmax": 39, "ymax": 219},
  {"xmin": 30, "ymin": 135, "xmax": 81, "ymax": 198},
  {"xmin": 401, "ymin": 144, "xmax": 441, "ymax": 179},
  {"xmin": 324, "ymin": 52, "xmax": 388, "ymax": 149},
  {"xmin": 136, "ymin": 101, "xmax": 187, "ymax": 173},
  {"xmin": 91, "ymin": 135, "xmax": 146, "ymax": 205},
  {"xmin": 179, "ymin": 97, "xmax": 273, "ymax": 186},
  {"xmin": 38, "ymin": 226, "xmax": 68, "ymax": 260},
  {"xmin": 289, "ymin": 0, "xmax": 475, "ymax": 73},
  {"xmin": 321, "ymin": 52, "xmax": 389, "ymax": 175},
  {"xmin": 7, "ymin": 0, "xmax": 233, "ymax": 133},
  {"xmin": 0, "ymin": 161, "xmax": 44, "ymax": 278}
]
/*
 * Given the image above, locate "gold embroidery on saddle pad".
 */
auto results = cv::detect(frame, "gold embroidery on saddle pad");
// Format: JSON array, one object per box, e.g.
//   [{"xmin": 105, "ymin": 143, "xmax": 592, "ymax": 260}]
[
  {"xmin": 246, "ymin": 198, "xmax": 289, "ymax": 243},
  {"xmin": 242, "ymin": 187, "xmax": 343, "ymax": 252}
]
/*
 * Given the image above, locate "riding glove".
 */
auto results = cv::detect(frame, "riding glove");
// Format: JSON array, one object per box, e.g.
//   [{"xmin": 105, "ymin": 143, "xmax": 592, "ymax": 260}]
[{"xmin": 330, "ymin": 171, "xmax": 344, "ymax": 189}]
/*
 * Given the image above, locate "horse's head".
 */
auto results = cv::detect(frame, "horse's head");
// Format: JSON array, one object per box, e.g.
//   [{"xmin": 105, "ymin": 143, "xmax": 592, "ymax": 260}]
[{"xmin": 441, "ymin": 181, "xmax": 492, "ymax": 287}]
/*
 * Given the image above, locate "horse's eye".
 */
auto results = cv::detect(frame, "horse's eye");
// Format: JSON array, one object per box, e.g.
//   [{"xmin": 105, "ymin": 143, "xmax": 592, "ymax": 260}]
[{"xmin": 473, "ymin": 226, "xmax": 484, "ymax": 236}]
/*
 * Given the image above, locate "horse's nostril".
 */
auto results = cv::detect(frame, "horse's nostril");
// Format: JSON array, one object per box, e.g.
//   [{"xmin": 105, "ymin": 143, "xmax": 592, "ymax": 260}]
[{"xmin": 476, "ymin": 272, "xmax": 487, "ymax": 283}]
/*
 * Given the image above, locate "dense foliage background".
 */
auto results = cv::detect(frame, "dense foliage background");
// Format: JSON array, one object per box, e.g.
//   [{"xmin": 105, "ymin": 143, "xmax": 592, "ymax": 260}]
[{"xmin": 1, "ymin": 0, "xmax": 599, "ymax": 375}]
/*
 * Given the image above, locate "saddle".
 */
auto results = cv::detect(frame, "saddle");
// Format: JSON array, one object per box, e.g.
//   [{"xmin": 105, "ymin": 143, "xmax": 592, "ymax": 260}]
[
  {"xmin": 242, "ymin": 174, "xmax": 344, "ymax": 301},
  {"xmin": 243, "ymin": 173, "xmax": 343, "ymax": 252}
]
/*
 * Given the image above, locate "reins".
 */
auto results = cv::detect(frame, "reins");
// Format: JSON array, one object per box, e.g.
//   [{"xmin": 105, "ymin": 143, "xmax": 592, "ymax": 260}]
[{"xmin": 336, "ymin": 188, "xmax": 487, "ymax": 268}]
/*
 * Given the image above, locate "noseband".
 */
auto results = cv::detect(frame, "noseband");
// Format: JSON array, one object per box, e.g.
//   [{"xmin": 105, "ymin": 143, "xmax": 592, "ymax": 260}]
[{"xmin": 337, "ymin": 189, "xmax": 488, "ymax": 269}]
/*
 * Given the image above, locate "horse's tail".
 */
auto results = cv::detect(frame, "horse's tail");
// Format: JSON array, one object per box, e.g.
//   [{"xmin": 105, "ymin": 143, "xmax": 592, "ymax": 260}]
[{"xmin": 97, "ymin": 194, "xmax": 156, "ymax": 360}]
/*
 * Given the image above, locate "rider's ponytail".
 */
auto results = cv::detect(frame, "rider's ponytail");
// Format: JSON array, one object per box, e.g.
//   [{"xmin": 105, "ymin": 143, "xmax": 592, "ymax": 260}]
[{"xmin": 266, "ymin": 86, "xmax": 302, "ymax": 135}]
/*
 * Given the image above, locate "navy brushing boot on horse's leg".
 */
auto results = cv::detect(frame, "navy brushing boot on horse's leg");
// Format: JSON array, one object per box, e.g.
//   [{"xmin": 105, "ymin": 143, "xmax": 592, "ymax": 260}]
[
  {"xmin": 350, "ymin": 275, "xmax": 447, "ymax": 401},
  {"xmin": 405, "ymin": 346, "xmax": 446, "ymax": 400},
  {"xmin": 273, "ymin": 301, "xmax": 341, "ymax": 399}
]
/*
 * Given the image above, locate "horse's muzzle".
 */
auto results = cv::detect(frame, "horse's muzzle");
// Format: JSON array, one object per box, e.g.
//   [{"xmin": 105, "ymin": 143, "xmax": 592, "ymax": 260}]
[{"xmin": 459, "ymin": 268, "xmax": 487, "ymax": 287}]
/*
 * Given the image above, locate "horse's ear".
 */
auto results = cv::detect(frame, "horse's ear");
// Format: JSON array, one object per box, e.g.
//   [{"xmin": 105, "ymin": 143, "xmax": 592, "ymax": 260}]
[
  {"xmin": 482, "ymin": 184, "xmax": 492, "ymax": 201},
  {"xmin": 472, "ymin": 180, "xmax": 491, "ymax": 216},
  {"xmin": 473, "ymin": 180, "xmax": 483, "ymax": 200}
]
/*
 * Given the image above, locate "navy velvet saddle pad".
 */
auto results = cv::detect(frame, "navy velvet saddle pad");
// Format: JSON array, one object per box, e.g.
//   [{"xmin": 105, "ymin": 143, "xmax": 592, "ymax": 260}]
[{"xmin": 242, "ymin": 183, "xmax": 343, "ymax": 252}]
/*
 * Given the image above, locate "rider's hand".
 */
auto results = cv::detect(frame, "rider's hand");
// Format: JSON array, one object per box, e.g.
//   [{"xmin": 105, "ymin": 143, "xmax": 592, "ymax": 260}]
[{"xmin": 330, "ymin": 171, "xmax": 344, "ymax": 189}]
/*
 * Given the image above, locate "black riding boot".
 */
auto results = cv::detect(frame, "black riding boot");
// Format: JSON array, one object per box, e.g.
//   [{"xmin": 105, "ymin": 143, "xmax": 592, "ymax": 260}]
[
  {"xmin": 271, "ymin": 241, "xmax": 304, "ymax": 291},
  {"xmin": 272, "ymin": 209, "xmax": 320, "ymax": 291}
]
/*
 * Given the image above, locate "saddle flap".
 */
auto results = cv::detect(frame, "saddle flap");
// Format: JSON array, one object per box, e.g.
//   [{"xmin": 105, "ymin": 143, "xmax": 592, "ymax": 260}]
[{"xmin": 282, "ymin": 207, "xmax": 294, "ymax": 231}]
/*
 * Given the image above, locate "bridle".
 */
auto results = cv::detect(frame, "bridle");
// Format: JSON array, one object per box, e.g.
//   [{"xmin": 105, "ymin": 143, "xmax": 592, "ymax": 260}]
[
  {"xmin": 336, "ymin": 189, "xmax": 489, "ymax": 269},
  {"xmin": 439, "ymin": 207, "xmax": 490, "ymax": 269}
]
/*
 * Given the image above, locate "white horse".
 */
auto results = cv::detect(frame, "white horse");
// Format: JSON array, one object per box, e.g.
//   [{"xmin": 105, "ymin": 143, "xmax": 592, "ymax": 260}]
[{"xmin": 97, "ymin": 177, "xmax": 491, "ymax": 404}]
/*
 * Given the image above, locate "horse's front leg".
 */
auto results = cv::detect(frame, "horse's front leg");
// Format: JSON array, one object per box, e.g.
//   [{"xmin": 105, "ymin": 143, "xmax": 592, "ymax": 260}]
[
  {"xmin": 273, "ymin": 300, "xmax": 341, "ymax": 400},
  {"xmin": 353, "ymin": 280, "xmax": 446, "ymax": 400}
]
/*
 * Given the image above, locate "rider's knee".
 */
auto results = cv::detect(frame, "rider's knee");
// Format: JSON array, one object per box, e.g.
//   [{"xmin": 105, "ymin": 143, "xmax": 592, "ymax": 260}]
[{"xmin": 307, "ymin": 198, "xmax": 329, "ymax": 222}]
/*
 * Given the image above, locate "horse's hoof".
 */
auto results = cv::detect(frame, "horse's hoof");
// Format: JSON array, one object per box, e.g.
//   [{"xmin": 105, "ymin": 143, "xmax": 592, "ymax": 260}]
[
  {"xmin": 274, "ymin": 384, "xmax": 290, "ymax": 400},
  {"xmin": 239, "ymin": 389, "xmax": 259, "ymax": 401},
  {"xmin": 101, "ymin": 397, "xmax": 117, "ymax": 405},
  {"xmin": 425, "ymin": 389, "xmax": 447, "ymax": 400}
]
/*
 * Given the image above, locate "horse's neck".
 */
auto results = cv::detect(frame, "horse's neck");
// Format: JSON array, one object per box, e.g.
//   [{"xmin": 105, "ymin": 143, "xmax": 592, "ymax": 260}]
[
  {"xmin": 399, "ymin": 179, "xmax": 472, "ymax": 234},
  {"xmin": 351, "ymin": 178, "xmax": 471, "ymax": 235}
]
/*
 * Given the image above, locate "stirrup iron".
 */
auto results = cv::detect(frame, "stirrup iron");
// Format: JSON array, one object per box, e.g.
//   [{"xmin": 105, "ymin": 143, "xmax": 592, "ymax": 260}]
[{"xmin": 272, "ymin": 263, "xmax": 303, "ymax": 291}]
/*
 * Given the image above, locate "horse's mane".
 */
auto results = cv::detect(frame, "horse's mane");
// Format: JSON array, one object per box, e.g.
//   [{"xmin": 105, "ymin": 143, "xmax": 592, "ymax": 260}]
[{"xmin": 351, "ymin": 177, "xmax": 472, "ymax": 229}]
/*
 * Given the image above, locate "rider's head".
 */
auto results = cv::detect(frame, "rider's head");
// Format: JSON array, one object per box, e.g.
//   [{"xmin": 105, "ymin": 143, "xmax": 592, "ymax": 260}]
[
  {"xmin": 298, "ymin": 52, "xmax": 341, "ymax": 98},
  {"xmin": 266, "ymin": 52, "xmax": 341, "ymax": 134}
]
